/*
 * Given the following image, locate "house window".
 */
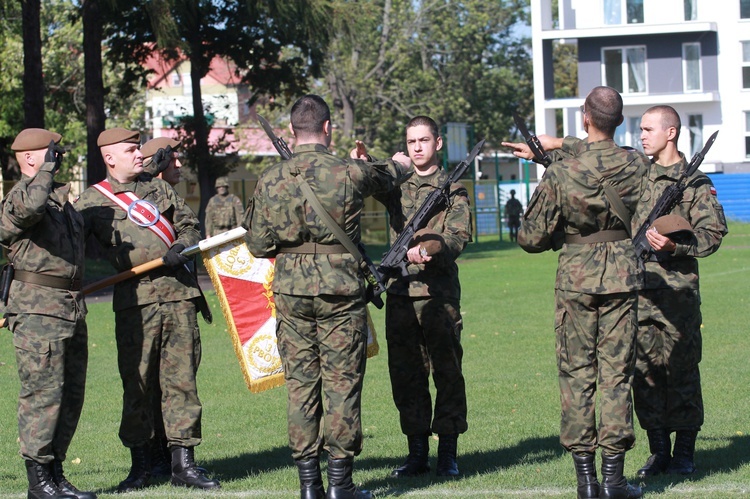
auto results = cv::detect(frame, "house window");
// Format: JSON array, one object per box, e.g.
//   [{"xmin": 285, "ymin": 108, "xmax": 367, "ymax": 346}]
[
  {"xmin": 182, "ymin": 73, "xmax": 192, "ymax": 96},
  {"xmin": 602, "ymin": 46, "xmax": 647, "ymax": 94},
  {"xmin": 688, "ymin": 115, "xmax": 703, "ymax": 158},
  {"xmin": 171, "ymin": 73, "xmax": 181, "ymax": 86},
  {"xmin": 743, "ymin": 42, "xmax": 750, "ymax": 89},
  {"xmin": 604, "ymin": 0, "xmax": 644, "ymax": 24},
  {"xmin": 684, "ymin": 0, "xmax": 697, "ymax": 20},
  {"xmin": 627, "ymin": 116, "xmax": 642, "ymax": 150},
  {"xmin": 745, "ymin": 112, "xmax": 750, "ymax": 157},
  {"xmin": 682, "ymin": 43, "xmax": 702, "ymax": 92},
  {"xmin": 742, "ymin": 0, "xmax": 750, "ymax": 18}
]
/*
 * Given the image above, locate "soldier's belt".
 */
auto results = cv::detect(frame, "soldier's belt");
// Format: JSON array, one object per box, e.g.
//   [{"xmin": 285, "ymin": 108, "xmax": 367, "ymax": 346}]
[
  {"xmin": 13, "ymin": 270, "xmax": 82, "ymax": 291},
  {"xmin": 277, "ymin": 243, "xmax": 348, "ymax": 254},
  {"xmin": 565, "ymin": 230, "xmax": 629, "ymax": 245}
]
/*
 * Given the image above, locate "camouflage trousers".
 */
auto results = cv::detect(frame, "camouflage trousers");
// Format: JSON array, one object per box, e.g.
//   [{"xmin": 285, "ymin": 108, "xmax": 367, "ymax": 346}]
[
  {"xmin": 385, "ymin": 294, "xmax": 467, "ymax": 436},
  {"xmin": 115, "ymin": 299, "xmax": 202, "ymax": 448},
  {"xmin": 633, "ymin": 288, "xmax": 703, "ymax": 431},
  {"xmin": 555, "ymin": 290, "xmax": 637, "ymax": 455},
  {"xmin": 274, "ymin": 292, "xmax": 368, "ymax": 461},
  {"xmin": 9, "ymin": 312, "xmax": 88, "ymax": 463}
]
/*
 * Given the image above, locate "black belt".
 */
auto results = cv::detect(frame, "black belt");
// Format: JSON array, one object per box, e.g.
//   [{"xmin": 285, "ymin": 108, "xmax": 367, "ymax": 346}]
[
  {"xmin": 277, "ymin": 243, "xmax": 348, "ymax": 254},
  {"xmin": 13, "ymin": 270, "xmax": 82, "ymax": 291},
  {"xmin": 565, "ymin": 230, "xmax": 629, "ymax": 244}
]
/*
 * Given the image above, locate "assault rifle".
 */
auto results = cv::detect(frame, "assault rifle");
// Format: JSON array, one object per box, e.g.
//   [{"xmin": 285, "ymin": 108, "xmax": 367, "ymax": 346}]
[
  {"xmin": 632, "ymin": 130, "xmax": 718, "ymax": 261},
  {"xmin": 257, "ymin": 115, "xmax": 386, "ymax": 309},
  {"xmin": 513, "ymin": 112, "xmax": 551, "ymax": 167},
  {"xmin": 377, "ymin": 139, "xmax": 485, "ymax": 280}
]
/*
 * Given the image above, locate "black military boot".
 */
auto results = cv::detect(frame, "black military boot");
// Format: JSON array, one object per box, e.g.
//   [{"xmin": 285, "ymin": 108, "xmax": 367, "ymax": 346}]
[
  {"xmin": 390, "ymin": 434, "xmax": 430, "ymax": 478},
  {"xmin": 116, "ymin": 445, "xmax": 151, "ymax": 493},
  {"xmin": 326, "ymin": 457, "xmax": 371, "ymax": 499},
  {"xmin": 600, "ymin": 453, "xmax": 643, "ymax": 499},
  {"xmin": 572, "ymin": 452, "xmax": 599, "ymax": 499},
  {"xmin": 170, "ymin": 446, "xmax": 220, "ymax": 489},
  {"xmin": 25, "ymin": 460, "xmax": 76, "ymax": 499},
  {"xmin": 637, "ymin": 429, "xmax": 671, "ymax": 478},
  {"xmin": 149, "ymin": 436, "xmax": 171, "ymax": 477},
  {"xmin": 666, "ymin": 430, "xmax": 697, "ymax": 475},
  {"xmin": 296, "ymin": 458, "xmax": 325, "ymax": 499},
  {"xmin": 436, "ymin": 434, "xmax": 459, "ymax": 477},
  {"xmin": 50, "ymin": 460, "xmax": 97, "ymax": 499}
]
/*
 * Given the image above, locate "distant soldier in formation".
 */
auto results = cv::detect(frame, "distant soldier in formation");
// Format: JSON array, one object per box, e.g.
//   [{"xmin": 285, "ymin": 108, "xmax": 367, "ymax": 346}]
[
  {"xmin": 141, "ymin": 137, "xmax": 183, "ymax": 187},
  {"xmin": 204, "ymin": 176, "xmax": 244, "ymax": 237},
  {"xmin": 510, "ymin": 86, "xmax": 649, "ymax": 499},
  {"xmin": 632, "ymin": 105, "xmax": 727, "ymax": 479},
  {"xmin": 246, "ymin": 94, "xmax": 410, "ymax": 499},
  {"xmin": 74, "ymin": 128, "xmax": 219, "ymax": 493},
  {"xmin": 1, "ymin": 129, "xmax": 96, "ymax": 499},
  {"xmin": 505, "ymin": 189, "xmax": 523, "ymax": 242}
]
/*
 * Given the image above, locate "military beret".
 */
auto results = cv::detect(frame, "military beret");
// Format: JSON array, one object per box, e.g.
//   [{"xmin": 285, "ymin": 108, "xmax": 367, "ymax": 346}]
[
  {"xmin": 97, "ymin": 128, "xmax": 140, "ymax": 147},
  {"xmin": 653, "ymin": 214, "xmax": 694, "ymax": 237},
  {"xmin": 215, "ymin": 176, "xmax": 229, "ymax": 188},
  {"xmin": 412, "ymin": 228, "xmax": 445, "ymax": 256},
  {"xmin": 141, "ymin": 137, "xmax": 181, "ymax": 160},
  {"xmin": 10, "ymin": 128, "xmax": 62, "ymax": 152}
]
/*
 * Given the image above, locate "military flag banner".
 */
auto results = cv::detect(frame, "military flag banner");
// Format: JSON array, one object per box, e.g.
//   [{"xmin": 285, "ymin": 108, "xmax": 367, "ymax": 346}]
[{"xmin": 202, "ymin": 230, "xmax": 379, "ymax": 393}]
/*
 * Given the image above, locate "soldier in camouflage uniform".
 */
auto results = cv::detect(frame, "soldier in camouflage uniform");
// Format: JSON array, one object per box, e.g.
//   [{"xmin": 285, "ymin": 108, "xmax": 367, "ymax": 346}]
[
  {"xmin": 1, "ymin": 129, "xmax": 96, "ymax": 498},
  {"xmin": 73, "ymin": 128, "xmax": 219, "ymax": 493},
  {"xmin": 505, "ymin": 189, "xmax": 523, "ymax": 242},
  {"xmin": 141, "ymin": 137, "xmax": 183, "ymax": 187},
  {"xmin": 632, "ymin": 106, "xmax": 727, "ymax": 478},
  {"xmin": 245, "ymin": 95, "xmax": 410, "ymax": 499},
  {"xmin": 355, "ymin": 116, "xmax": 471, "ymax": 479},
  {"xmin": 204, "ymin": 176, "xmax": 244, "ymax": 237},
  {"xmin": 512, "ymin": 87, "xmax": 649, "ymax": 499}
]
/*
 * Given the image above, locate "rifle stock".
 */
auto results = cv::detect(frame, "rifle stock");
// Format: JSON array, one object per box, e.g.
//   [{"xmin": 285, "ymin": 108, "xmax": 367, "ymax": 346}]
[
  {"xmin": 377, "ymin": 139, "xmax": 485, "ymax": 282},
  {"xmin": 632, "ymin": 130, "xmax": 718, "ymax": 261}
]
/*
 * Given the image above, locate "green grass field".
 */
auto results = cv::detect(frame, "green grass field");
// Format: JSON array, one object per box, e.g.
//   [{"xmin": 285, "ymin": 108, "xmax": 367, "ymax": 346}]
[{"xmin": 1, "ymin": 223, "xmax": 749, "ymax": 498}]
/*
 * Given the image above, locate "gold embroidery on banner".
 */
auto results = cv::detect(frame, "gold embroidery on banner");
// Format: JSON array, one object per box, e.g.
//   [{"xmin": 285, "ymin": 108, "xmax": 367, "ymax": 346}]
[
  {"xmin": 263, "ymin": 265, "xmax": 275, "ymax": 318},
  {"xmin": 245, "ymin": 333, "xmax": 282, "ymax": 376},
  {"xmin": 213, "ymin": 241, "xmax": 253, "ymax": 276}
]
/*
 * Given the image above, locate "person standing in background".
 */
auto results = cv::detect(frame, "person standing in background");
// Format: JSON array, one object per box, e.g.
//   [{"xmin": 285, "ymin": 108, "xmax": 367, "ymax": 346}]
[{"xmin": 205, "ymin": 177, "xmax": 244, "ymax": 237}]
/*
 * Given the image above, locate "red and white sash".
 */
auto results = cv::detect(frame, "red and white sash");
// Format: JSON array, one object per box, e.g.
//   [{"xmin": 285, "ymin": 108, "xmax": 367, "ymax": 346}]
[{"xmin": 93, "ymin": 180, "xmax": 176, "ymax": 248}]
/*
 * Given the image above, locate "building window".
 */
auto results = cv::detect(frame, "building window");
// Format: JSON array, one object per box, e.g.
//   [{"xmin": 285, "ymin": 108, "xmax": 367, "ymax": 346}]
[
  {"xmin": 602, "ymin": 46, "xmax": 647, "ymax": 94},
  {"xmin": 684, "ymin": 0, "xmax": 697, "ymax": 20},
  {"xmin": 744, "ymin": 42, "xmax": 750, "ymax": 89},
  {"xmin": 745, "ymin": 112, "xmax": 750, "ymax": 157},
  {"xmin": 604, "ymin": 0, "xmax": 644, "ymax": 24},
  {"xmin": 742, "ymin": 0, "xmax": 750, "ymax": 18},
  {"xmin": 688, "ymin": 115, "xmax": 703, "ymax": 158},
  {"xmin": 682, "ymin": 43, "xmax": 702, "ymax": 92},
  {"xmin": 627, "ymin": 116, "xmax": 642, "ymax": 150},
  {"xmin": 171, "ymin": 73, "xmax": 181, "ymax": 86},
  {"xmin": 182, "ymin": 73, "xmax": 192, "ymax": 96}
]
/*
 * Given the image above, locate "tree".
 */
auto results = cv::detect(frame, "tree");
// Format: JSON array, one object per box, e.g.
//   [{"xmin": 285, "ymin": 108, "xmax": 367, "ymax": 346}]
[{"xmin": 21, "ymin": 0, "xmax": 44, "ymax": 130}]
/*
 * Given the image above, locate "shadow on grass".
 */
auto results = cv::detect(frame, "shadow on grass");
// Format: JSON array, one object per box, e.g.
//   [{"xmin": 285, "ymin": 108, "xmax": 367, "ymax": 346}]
[
  {"xmin": 354, "ymin": 434, "xmax": 562, "ymax": 495},
  {"xmin": 635, "ymin": 433, "xmax": 750, "ymax": 496}
]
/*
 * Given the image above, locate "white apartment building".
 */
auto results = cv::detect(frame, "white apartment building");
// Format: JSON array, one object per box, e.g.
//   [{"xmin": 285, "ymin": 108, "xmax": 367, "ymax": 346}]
[{"xmin": 529, "ymin": 0, "xmax": 750, "ymax": 178}]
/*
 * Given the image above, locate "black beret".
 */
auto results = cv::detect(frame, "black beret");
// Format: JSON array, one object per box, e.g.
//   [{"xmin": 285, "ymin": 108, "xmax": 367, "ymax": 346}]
[
  {"xmin": 97, "ymin": 128, "xmax": 140, "ymax": 147},
  {"xmin": 11, "ymin": 128, "xmax": 62, "ymax": 152}
]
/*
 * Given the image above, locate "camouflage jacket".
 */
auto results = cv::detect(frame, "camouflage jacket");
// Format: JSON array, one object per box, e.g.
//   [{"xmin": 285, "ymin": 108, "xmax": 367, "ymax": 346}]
[
  {"xmin": 633, "ymin": 154, "xmax": 727, "ymax": 290},
  {"xmin": 0, "ymin": 162, "xmax": 86, "ymax": 320},
  {"xmin": 519, "ymin": 139, "xmax": 650, "ymax": 294},
  {"xmin": 246, "ymin": 143, "xmax": 410, "ymax": 296},
  {"xmin": 375, "ymin": 170, "xmax": 471, "ymax": 299},
  {"xmin": 74, "ymin": 175, "xmax": 200, "ymax": 312},
  {"xmin": 205, "ymin": 193, "xmax": 244, "ymax": 236}
]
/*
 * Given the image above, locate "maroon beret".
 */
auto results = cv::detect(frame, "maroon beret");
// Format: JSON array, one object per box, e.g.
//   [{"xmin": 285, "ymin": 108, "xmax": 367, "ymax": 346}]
[
  {"xmin": 10, "ymin": 128, "xmax": 62, "ymax": 152},
  {"xmin": 97, "ymin": 128, "xmax": 140, "ymax": 147}
]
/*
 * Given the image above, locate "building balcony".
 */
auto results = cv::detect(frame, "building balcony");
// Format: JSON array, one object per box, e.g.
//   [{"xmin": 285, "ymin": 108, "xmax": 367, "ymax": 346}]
[{"xmin": 539, "ymin": 21, "xmax": 717, "ymax": 40}]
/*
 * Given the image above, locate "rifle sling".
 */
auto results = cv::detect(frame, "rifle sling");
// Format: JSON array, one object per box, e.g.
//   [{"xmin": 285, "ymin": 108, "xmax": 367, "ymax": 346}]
[
  {"xmin": 579, "ymin": 157, "xmax": 632, "ymax": 238},
  {"xmin": 565, "ymin": 230, "xmax": 629, "ymax": 244},
  {"xmin": 294, "ymin": 176, "xmax": 363, "ymax": 265}
]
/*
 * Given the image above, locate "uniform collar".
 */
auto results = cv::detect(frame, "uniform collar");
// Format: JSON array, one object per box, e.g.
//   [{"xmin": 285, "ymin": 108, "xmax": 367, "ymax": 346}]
[{"xmin": 293, "ymin": 143, "xmax": 330, "ymax": 154}]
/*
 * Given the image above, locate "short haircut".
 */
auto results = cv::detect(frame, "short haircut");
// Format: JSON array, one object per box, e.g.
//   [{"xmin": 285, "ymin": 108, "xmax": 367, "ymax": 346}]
[
  {"xmin": 584, "ymin": 86, "xmax": 623, "ymax": 136},
  {"xmin": 290, "ymin": 95, "xmax": 330, "ymax": 135},
  {"xmin": 644, "ymin": 105, "xmax": 681, "ymax": 141},
  {"xmin": 406, "ymin": 116, "xmax": 440, "ymax": 139}
]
